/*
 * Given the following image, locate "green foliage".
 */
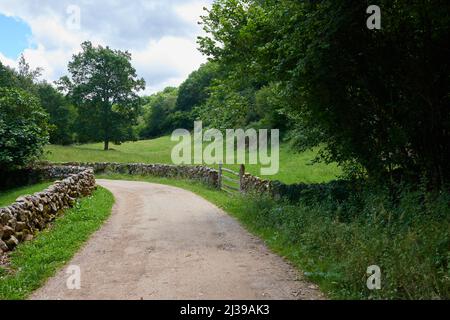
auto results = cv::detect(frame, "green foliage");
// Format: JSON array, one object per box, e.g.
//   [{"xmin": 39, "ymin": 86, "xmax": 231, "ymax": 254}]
[
  {"xmin": 190, "ymin": 67, "xmax": 288, "ymax": 131},
  {"xmin": 0, "ymin": 57, "xmax": 41, "ymax": 96},
  {"xmin": 0, "ymin": 55, "xmax": 42, "ymax": 96},
  {"xmin": 0, "ymin": 187, "xmax": 114, "ymax": 300},
  {"xmin": 0, "ymin": 87, "xmax": 50, "ymax": 170},
  {"xmin": 1, "ymin": 58, "xmax": 77, "ymax": 147},
  {"xmin": 237, "ymin": 185, "xmax": 450, "ymax": 299},
  {"xmin": 0, "ymin": 62, "xmax": 20, "ymax": 89},
  {"xmin": 199, "ymin": 0, "xmax": 450, "ymax": 186},
  {"xmin": 36, "ymin": 82, "xmax": 77, "ymax": 145},
  {"xmin": 194, "ymin": 80, "xmax": 253, "ymax": 129},
  {"xmin": 16, "ymin": 54, "xmax": 42, "ymax": 95},
  {"xmin": 138, "ymin": 62, "xmax": 221, "ymax": 139},
  {"xmin": 252, "ymin": 83, "xmax": 287, "ymax": 130},
  {"xmin": 176, "ymin": 62, "xmax": 219, "ymax": 112},
  {"xmin": 59, "ymin": 41, "xmax": 145, "ymax": 150},
  {"xmin": 139, "ymin": 87, "xmax": 180, "ymax": 138}
]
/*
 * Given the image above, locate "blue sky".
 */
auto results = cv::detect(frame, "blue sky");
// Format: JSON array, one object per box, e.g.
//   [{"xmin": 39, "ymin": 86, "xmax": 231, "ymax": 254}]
[
  {"xmin": 0, "ymin": 0, "xmax": 212, "ymax": 94},
  {"xmin": 0, "ymin": 14, "xmax": 34, "ymax": 59}
]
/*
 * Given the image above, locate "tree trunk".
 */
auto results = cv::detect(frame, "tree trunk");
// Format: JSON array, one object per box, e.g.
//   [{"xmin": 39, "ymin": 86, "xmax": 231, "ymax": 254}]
[{"xmin": 104, "ymin": 140, "xmax": 109, "ymax": 151}]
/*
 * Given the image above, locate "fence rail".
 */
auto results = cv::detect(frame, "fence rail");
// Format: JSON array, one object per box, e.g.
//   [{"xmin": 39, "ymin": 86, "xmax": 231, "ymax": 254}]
[
  {"xmin": 218, "ymin": 163, "xmax": 245, "ymax": 194},
  {"xmin": 222, "ymin": 175, "xmax": 239, "ymax": 183}
]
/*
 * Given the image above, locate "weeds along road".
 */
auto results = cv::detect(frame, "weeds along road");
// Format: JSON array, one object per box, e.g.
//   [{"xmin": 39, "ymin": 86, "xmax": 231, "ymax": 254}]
[{"xmin": 31, "ymin": 179, "xmax": 323, "ymax": 300}]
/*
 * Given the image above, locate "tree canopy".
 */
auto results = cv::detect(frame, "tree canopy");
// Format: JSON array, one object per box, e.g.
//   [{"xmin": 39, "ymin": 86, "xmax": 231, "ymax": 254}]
[
  {"xmin": 59, "ymin": 41, "xmax": 145, "ymax": 150},
  {"xmin": 176, "ymin": 62, "xmax": 219, "ymax": 113},
  {"xmin": 139, "ymin": 87, "xmax": 179, "ymax": 138},
  {"xmin": 198, "ymin": 0, "xmax": 450, "ymax": 185},
  {"xmin": 37, "ymin": 82, "xmax": 77, "ymax": 145}
]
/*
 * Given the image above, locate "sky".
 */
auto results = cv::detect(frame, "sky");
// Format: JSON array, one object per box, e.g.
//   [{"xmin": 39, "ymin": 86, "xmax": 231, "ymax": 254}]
[{"xmin": 0, "ymin": 0, "xmax": 213, "ymax": 95}]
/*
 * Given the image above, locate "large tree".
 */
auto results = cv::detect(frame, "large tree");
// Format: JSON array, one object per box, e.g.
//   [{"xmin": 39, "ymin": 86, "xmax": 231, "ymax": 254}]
[{"xmin": 59, "ymin": 41, "xmax": 145, "ymax": 150}]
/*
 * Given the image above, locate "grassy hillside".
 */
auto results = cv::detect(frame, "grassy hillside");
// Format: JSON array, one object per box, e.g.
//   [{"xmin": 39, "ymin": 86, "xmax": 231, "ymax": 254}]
[{"xmin": 45, "ymin": 136, "xmax": 341, "ymax": 184}]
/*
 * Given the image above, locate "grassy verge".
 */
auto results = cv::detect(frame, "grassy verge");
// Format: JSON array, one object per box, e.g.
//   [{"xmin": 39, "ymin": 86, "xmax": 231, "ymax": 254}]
[
  {"xmin": 238, "ymin": 188, "xmax": 450, "ymax": 300},
  {"xmin": 0, "ymin": 182, "xmax": 53, "ymax": 207},
  {"xmin": 45, "ymin": 135, "xmax": 341, "ymax": 184},
  {"xmin": 0, "ymin": 186, "xmax": 114, "ymax": 300},
  {"xmin": 98, "ymin": 174, "xmax": 450, "ymax": 300}
]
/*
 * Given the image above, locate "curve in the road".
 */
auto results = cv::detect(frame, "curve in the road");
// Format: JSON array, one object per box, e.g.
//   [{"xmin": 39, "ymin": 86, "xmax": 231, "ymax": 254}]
[{"xmin": 31, "ymin": 179, "xmax": 323, "ymax": 300}]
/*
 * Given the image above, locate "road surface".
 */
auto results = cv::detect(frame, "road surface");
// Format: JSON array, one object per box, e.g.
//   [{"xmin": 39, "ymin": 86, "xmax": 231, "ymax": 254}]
[{"xmin": 31, "ymin": 179, "xmax": 323, "ymax": 300}]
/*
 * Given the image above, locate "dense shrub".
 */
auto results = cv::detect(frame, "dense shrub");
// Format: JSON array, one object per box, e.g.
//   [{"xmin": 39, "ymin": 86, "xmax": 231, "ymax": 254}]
[
  {"xmin": 239, "ymin": 184, "xmax": 450, "ymax": 299},
  {"xmin": 0, "ymin": 87, "xmax": 50, "ymax": 170}
]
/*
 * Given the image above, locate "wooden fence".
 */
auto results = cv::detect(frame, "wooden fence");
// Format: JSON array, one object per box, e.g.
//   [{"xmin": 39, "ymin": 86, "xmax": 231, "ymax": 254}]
[{"xmin": 218, "ymin": 163, "xmax": 245, "ymax": 194}]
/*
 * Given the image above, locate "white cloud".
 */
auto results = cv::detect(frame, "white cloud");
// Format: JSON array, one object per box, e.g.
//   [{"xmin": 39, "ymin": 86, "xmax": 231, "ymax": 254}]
[
  {"xmin": 175, "ymin": 0, "xmax": 209, "ymax": 25},
  {"xmin": 0, "ymin": 0, "xmax": 212, "ymax": 94},
  {"xmin": 133, "ymin": 36, "xmax": 206, "ymax": 93},
  {"xmin": 0, "ymin": 51, "xmax": 16, "ymax": 68}
]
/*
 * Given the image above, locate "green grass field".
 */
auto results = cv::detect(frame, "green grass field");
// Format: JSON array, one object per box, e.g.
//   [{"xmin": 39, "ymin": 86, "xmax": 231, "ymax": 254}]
[
  {"xmin": 45, "ymin": 136, "xmax": 341, "ymax": 184},
  {"xmin": 0, "ymin": 182, "xmax": 53, "ymax": 207}
]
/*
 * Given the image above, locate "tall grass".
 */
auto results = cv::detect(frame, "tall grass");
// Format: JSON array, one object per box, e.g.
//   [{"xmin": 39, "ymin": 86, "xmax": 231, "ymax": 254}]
[{"xmin": 235, "ymin": 185, "xmax": 450, "ymax": 299}]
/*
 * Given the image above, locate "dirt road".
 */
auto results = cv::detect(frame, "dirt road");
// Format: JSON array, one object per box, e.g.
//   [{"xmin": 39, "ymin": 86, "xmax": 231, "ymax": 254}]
[{"xmin": 31, "ymin": 179, "xmax": 323, "ymax": 300}]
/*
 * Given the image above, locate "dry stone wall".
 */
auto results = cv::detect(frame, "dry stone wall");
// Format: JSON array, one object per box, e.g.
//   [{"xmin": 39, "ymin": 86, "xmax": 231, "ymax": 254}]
[
  {"xmin": 0, "ymin": 167, "xmax": 96, "ymax": 253},
  {"xmin": 35, "ymin": 162, "xmax": 345, "ymax": 206},
  {"xmin": 241, "ymin": 170, "xmax": 351, "ymax": 202},
  {"xmin": 50, "ymin": 162, "xmax": 317, "ymax": 200},
  {"xmin": 240, "ymin": 173, "xmax": 276, "ymax": 194},
  {"xmin": 52, "ymin": 162, "xmax": 220, "ymax": 188},
  {"xmin": 1, "ymin": 161, "xmax": 336, "ymax": 254}
]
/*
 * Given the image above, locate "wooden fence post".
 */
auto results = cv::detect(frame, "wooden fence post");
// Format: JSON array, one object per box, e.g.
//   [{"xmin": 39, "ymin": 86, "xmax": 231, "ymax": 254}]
[
  {"xmin": 218, "ymin": 162, "xmax": 223, "ymax": 190},
  {"xmin": 239, "ymin": 164, "xmax": 245, "ymax": 192}
]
